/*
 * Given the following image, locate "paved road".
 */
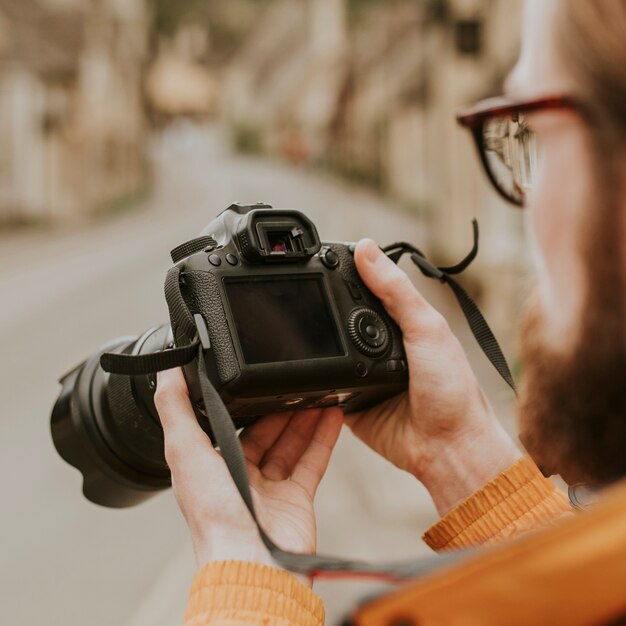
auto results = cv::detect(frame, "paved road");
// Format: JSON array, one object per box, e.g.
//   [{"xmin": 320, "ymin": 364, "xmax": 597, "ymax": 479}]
[{"xmin": 0, "ymin": 122, "xmax": 516, "ymax": 625}]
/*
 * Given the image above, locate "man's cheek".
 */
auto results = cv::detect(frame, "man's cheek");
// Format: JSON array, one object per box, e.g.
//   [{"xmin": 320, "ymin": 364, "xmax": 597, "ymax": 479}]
[
  {"xmin": 525, "ymin": 138, "xmax": 588, "ymax": 343},
  {"xmin": 525, "ymin": 164, "xmax": 562, "ymax": 325},
  {"xmin": 526, "ymin": 216, "xmax": 551, "ymax": 309}
]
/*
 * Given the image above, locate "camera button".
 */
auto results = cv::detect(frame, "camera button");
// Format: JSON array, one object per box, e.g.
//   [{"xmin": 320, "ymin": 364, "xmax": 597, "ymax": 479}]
[
  {"xmin": 357, "ymin": 315, "xmax": 386, "ymax": 347},
  {"xmin": 386, "ymin": 359, "xmax": 407, "ymax": 372},
  {"xmin": 225, "ymin": 253, "xmax": 238, "ymax": 265},
  {"xmin": 355, "ymin": 362, "xmax": 369, "ymax": 377},
  {"xmin": 320, "ymin": 247, "xmax": 340, "ymax": 269},
  {"xmin": 208, "ymin": 254, "xmax": 222, "ymax": 266},
  {"xmin": 365, "ymin": 324, "xmax": 379, "ymax": 339},
  {"xmin": 346, "ymin": 281, "xmax": 362, "ymax": 300}
]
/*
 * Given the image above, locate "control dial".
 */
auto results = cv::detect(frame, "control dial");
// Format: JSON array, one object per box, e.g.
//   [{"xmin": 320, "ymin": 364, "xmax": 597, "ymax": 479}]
[{"xmin": 347, "ymin": 308, "xmax": 391, "ymax": 357}]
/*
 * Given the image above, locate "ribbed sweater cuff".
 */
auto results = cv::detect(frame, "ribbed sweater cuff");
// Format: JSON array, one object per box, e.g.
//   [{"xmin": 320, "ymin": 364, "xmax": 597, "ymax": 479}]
[
  {"xmin": 423, "ymin": 455, "xmax": 571, "ymax": 551},
  {"xmin": 184, "ymin": 561, "xmax": 324, "ymax": 626}
]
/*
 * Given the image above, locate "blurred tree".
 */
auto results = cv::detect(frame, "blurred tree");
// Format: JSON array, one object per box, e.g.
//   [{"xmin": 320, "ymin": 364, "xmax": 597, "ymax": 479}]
[
  {"xmin": 149, "ymin": 0, "xmax": 207, "ymax": 37},
  {"xmin": 148, "ymin": 0, "xmax": 269, "ymax": 62},
  {"xmin": 347, "ymin": 0, "xmax": 447, "ymax": 22}
]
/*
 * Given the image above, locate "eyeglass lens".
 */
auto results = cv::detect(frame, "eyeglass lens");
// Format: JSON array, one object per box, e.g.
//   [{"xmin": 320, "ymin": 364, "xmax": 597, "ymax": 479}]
[{"xmin": 482, "ymin": 113, "xmax": 537, "ymax": 205}]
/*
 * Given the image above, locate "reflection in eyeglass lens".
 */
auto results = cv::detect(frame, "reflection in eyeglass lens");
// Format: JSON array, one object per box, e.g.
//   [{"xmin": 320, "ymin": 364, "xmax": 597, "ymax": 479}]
[{"xmin": 482, "ymin": 113, "xmax": 537, "ymax": 204}]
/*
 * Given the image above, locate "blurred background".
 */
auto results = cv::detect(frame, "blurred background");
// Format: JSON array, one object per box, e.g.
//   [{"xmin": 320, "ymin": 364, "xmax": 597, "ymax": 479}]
[{"xmin": 0, "ymin": 0, "xmax": 526, "ymax": 624}]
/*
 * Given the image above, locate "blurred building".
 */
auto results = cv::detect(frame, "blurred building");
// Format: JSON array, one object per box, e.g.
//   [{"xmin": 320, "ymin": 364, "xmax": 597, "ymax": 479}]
[
  {"xmin": 0, "ymin": 0, "xmax": 148, "ymax": 225},
  {"xmin": 145, "ymin": 23, "xmax": 216, "ymax": 123},
  {"xmin": 221, "ymin": 0, "xmax": 349, "ymax": 160},
  {"xmin": 221, "ymin": 0, "xmax": 526, "ymax": 343},
  {"xmin": 145, "ymin": 0, "xmax": 272, "ymax": 126}
]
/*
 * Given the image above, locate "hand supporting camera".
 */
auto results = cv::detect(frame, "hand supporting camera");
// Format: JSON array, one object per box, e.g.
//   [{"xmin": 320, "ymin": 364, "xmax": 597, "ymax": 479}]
[
  {"xmin": 153, "ymin": 236, "xmax": 521, "ymax": 578},
  {"xmin": 155, "ymin": 367, "xmax": 343, "ymax": 580},
  {"xmin": 348, "ymin": 239, "xmax": 522, "ymax": 515}
]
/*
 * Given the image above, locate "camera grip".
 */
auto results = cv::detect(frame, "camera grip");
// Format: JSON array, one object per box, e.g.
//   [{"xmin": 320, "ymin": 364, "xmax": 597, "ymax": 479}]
[{"xmin": 179, "ymin": 270, "xmax": 240, "ymax": 386}]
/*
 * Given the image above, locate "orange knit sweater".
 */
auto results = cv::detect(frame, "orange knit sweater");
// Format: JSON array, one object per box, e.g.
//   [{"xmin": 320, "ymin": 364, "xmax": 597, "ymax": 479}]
[{"xmin": 183, "ymin": 456, "xmax": 571, "ymax": 625}]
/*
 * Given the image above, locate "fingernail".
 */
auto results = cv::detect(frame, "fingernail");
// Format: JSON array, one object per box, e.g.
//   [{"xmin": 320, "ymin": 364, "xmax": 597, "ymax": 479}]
[{"xmin": 362, "ymin": 239, "xmax": 381, "ymax": 263}]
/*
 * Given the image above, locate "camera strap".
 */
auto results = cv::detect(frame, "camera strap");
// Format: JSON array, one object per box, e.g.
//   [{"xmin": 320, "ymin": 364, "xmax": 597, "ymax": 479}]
[
  {"xmin": 100, "ymin": 266, "xmax": 199, "ymax": 376},
  {"xmin": 382, "ymin": 219, "xmax": 516, "ymax": 392},
  {"xmin": 100, "ymin": 221, "xmax": 510, "ymax": 581},
  {"xmin": 193, "ymin": 336, "xmax": 473, "ymax": 581}
]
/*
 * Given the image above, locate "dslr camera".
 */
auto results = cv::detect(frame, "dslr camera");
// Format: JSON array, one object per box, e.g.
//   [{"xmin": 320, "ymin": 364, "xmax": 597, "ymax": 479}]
[{"xmin": 51, "ymin": 203, "xmax": 408, "ymax": 507}]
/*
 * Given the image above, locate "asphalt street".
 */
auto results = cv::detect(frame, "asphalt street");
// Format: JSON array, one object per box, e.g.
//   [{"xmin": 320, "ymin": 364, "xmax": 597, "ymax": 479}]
[{"xmin": 0, "ymin": 123, "xmax": 517, "ymax": 625}]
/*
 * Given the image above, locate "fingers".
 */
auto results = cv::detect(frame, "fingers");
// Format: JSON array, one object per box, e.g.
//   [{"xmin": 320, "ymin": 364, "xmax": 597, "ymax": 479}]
[
  {"xmin": 354, "ymin": 239, "xmax": 448, "ymax": 345},
  {"xmin": 239, "ymin": 412, "xmax": 293, "ymax": 466},
  {"xmin": 156, "ymin": 372, "xmax": 342, "ymax": 502},
  {"xmin": 154, "ymin": 368, "xmax": 214, "ymax": 466},
  {"xmin": 291, "ymin": 407, "xmax": 343, "ymax": 498},
  {"xmin": 258, "ymin": 409, "xmax": 323, "ymax": 480}
]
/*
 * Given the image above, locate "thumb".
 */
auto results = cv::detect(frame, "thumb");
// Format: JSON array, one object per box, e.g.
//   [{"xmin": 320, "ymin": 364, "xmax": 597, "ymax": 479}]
[
  {"xmin": 353, "ymin": 238, "xmax": 443, "ymax": 345},
  {"xmin": 154, "ymin": 368, "xmax": 215, "ymax": 466}
]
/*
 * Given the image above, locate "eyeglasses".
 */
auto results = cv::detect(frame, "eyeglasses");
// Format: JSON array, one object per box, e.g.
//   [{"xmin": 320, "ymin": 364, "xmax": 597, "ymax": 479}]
[{"xmin": 457, "ymin": 96, "xmax": 585, "ymax": 206}]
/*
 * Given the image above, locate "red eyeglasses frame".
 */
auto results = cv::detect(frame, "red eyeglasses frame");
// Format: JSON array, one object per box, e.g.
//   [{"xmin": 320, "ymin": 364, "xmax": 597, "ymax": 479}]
[{"xmin": 456, "ymin": 95, "xmax": 586, "ymax": 206}]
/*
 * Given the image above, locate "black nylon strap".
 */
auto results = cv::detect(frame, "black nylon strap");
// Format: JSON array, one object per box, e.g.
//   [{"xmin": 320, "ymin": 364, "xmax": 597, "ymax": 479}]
[
  {"xmin": 100, "ymin": 341, "xmax": 199, "ymax": 375},
  {"xmin": 438, "ymin": 219, "xmax": 479, "ymax": 274},
  {"xmin": 443, "ymin": 276, "xmax": 516, "ymax": 391},
  {"xmin": 100, "ymin": 266, "xmax": 198, "ymax": 375},
  {"xmin": 383, "ymin": 220, "xmax": 479, "ymax": 273},
  {"xmin": 164, "ymin": 265, "xmax": 196, "ymax": 339},
  {"xmin": 195, "ymin": 342, "xmax": 470, "ymax": 580},
  {"xmin": 384, "ymin": 221, "xmax": 517, "ymax": 393}
]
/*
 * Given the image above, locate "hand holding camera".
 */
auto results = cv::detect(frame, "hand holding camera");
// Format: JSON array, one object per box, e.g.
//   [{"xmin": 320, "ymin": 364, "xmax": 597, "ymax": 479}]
[
  {"xmin": 348, "ymin": 239, "xmax": 521, "ymax": 516},
  {"xmin": 155, "ymin": 367, "xmax": 342, "ymax": 576}
]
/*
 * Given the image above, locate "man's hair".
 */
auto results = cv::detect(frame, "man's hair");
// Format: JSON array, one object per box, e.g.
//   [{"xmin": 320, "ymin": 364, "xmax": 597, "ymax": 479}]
[{"xmin": 557, "ymin": 1, "xmax": 626, "ymax": 138}]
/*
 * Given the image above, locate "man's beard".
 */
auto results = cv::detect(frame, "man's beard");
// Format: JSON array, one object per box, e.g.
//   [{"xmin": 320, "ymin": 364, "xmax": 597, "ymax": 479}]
[
  {"xmin": 518, "ymin": 157, "xmax": 626, "ymax": 486},
  {"xmin": 518, "ymin": 297, "xmax": 626, "ymax": 485}
]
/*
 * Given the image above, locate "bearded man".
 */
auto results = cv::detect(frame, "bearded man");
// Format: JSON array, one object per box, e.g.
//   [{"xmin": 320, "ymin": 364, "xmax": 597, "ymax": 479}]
[{"xmin": 154, "ymin": 1, "xmax": 626, "ymax": 623}]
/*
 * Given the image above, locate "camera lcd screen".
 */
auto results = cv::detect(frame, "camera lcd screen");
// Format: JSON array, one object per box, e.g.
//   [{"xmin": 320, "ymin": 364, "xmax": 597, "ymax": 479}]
[{"xmin": 224, "ymin": 276, "xmax": 343, "ymax": 364}]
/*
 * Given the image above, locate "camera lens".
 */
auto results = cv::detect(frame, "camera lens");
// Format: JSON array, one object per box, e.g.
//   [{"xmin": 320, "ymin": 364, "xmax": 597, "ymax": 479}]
[{"xmin": 50, "ymin": 325, "xmax": 174, "ymax": 508}]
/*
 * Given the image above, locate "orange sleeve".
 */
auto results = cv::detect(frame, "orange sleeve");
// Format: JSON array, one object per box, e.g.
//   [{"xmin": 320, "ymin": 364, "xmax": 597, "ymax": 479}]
[
  {"xmin": 182, "ymin": 457, "xmax": 569, "ymax": 624},
  {"xmin": 183, "ymin": 561, "xmax": 324, "ymax": 626},
  {"xmin": 423, "ymin": 455, "xmax": 573, "ymax": 551}
]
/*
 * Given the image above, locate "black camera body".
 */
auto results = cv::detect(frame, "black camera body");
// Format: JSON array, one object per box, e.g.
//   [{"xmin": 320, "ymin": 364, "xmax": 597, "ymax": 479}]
[
  {"xmin": 177, "ymin": 203, "xmax": 408, "ymax": 423},
  {"xmin": 51, "ymin": 203, "xmax": 408, "ymax": 507}
]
